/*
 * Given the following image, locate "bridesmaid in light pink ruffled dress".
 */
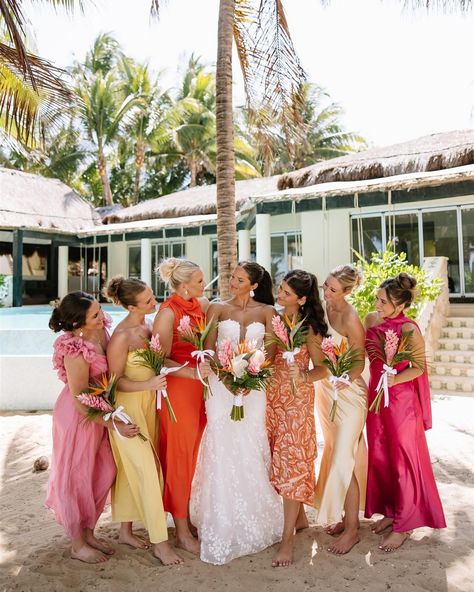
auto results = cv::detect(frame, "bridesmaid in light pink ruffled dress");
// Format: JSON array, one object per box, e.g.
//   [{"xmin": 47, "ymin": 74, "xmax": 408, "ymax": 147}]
[{"xmin": 46, "ymin": 292, "xmax": 129, "ymax": 564}]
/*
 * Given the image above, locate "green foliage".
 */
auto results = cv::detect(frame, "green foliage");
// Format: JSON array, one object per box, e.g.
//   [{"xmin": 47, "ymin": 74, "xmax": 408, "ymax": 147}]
[{"xmin": 349, "ymin": 244, "xmax": 443, "ymax": 320}]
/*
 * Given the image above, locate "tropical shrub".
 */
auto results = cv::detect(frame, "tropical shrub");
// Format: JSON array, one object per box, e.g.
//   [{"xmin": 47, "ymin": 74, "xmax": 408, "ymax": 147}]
[{"xmin": 349, "ymin": 244, "xmax": 443, "ymax": 320}]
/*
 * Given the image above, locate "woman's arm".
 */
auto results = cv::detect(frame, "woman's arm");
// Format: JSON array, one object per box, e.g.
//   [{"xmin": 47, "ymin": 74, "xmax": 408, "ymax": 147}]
[
  {"xmin": 288, "ymin": 328, "xmax": 328, "ymax": 384},
  {"xmin": 388, "ymin": 322, "xmax": 425, "ymax": 386},
  {"xmin": 203, "ymin": 302, "xmax": 221, "ymax": 351},
  {"xmin": 264, "ymin": 306, "xmax": 277, "ymax": 362},
  {"xmin": 343, "ymin": 311, "xmax": 366, "ymax": 382}
]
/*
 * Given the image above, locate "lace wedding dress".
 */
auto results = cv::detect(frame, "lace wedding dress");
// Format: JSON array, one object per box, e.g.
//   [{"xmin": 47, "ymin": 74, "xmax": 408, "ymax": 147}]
[{"xmin": 190, "ymin": 319, "xmax": 283, "ymax": 564}]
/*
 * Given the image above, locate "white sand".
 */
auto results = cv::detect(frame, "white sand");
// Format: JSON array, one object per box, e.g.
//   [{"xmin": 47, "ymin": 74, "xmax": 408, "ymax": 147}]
[{"xmin": 1, "ymin": 395, "xmax": 473, "ymax": 592}]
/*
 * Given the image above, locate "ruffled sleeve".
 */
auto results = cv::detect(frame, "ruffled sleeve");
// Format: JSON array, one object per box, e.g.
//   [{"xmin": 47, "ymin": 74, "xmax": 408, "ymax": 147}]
[{"xmin": 52, "ymin": 333, "xmax": 97, "ymax": 383}]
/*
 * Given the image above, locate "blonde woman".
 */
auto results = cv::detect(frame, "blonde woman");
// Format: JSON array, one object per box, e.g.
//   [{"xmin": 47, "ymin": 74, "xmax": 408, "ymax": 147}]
[{"xmin": 315, "ymin": 264, "xmax": 368, "ymax": 555}]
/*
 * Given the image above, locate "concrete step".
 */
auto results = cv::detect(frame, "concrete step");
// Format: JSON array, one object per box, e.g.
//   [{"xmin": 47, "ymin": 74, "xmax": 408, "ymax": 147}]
[
  {"xmin": 449, "ymin": 303, "xmax": 474, "ymax": 317},
  {"xmin": 438, "ymin": 337, "xmax": 474, "ymax": 352},
  {"xmin": 429, "ymin": 374, "xmax": 474, "ymax": 394},
  {"xmin": 441, "ymin": 326, "xmax": 474, "ymax": 339},
  {"xmin": 446, "ymin": 317, "xmax": 474, "ymax": 328},
  {"xmin": 435, "ymin": 350, "xmax": 474, "ymax": 364},
  {"xmin": 430, "ymin": 362, "xmax": 474, "ymax": 378}
]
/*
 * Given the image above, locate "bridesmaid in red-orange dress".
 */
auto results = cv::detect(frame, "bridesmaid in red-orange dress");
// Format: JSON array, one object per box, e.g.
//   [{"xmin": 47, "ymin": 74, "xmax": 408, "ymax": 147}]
[
  {"xmin": 267, "ymin": 270, "xmax": 329, "ymax": 567},
  {"xmin": 153, "ymin": 258, "xmax": 209, "ymax": 556}
]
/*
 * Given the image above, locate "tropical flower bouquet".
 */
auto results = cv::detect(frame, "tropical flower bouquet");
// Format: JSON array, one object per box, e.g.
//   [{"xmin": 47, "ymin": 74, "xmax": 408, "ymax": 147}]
[
  {"xmin": 77, "ymin": 373, "xmax": 147, "ymax": 440},
  {"xmin": 320, "ymin": 337, "xmax": 362, "ymax": 422},
  {"xmin": 177, "ymin": 314, "xmax": 216, "ymax": 399},
  {"xmin": 134, "ymin": 334, "xmax": 185, "ymax": 423},
  {"xmin": 366, "ymin": 328, "xmax": 423, "ymax": 413},
  {"xmin": 269, "ymin": 313, "xmax": 308, "ymax": 395},
  {"xmin": 213, "ymin": 338, "xmax": 272, "ymax": 421}
]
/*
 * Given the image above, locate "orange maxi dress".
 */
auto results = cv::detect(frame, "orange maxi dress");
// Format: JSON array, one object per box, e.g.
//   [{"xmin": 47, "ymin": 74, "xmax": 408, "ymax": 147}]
[
  {"xmin": 266, "ymin": 345, "xmax": 317, "ymax": 504},
  {"xmin": 158, "ymin": 293, "xmax": 207, "ymax": 519}
]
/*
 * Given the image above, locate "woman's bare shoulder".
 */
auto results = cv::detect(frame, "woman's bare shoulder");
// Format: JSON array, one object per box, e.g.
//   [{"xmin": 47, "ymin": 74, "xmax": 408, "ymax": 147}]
[{"xmin": 364, "ymin": 311, "xmax": 380, "ymax": 330}]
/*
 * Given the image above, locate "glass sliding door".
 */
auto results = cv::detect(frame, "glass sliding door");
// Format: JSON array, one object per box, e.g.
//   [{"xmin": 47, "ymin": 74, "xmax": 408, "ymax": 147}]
[
  {"xmin": 385, "ymin": 212, "xmax": 420, "ymax": 265},
  {"xmin": 351, "ymin": 216, "xmax": 383, "ymax": 260},
  {"xmin": 152, "ymin": 241, "xmax": 185, "ymax": 301},
  {"xmin": 423, "ymin": 209, "xmax": 460, "ymax": 294},
  {"xmin": 462, "ymin": 208, "xmax": 474, "ymax": 295}
]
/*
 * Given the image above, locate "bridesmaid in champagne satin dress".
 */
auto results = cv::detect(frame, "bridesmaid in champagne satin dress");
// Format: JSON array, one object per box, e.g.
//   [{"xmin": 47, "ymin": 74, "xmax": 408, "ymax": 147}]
[
  {"xmin": 153, "ymin": 258, "xmax": 209, "ymax": 556},
  {"xmin": 267, "ymin": 270, "xmax": 329, "ymax": 567},
  {"xmin": 315, "ymin": 265, "xmax": 368, "ymax": 555},
  {"xmin": 365, "ymin": 273, "xmax": 446, "ymax": 552}
]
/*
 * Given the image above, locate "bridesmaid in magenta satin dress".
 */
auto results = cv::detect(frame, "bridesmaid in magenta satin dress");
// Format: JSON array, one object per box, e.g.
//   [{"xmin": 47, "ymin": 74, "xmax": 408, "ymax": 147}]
[
  {"xmin": 364, "ymin": 273, "xmax": 446, "ymax": 551},
  {"xmin": 46, "ymin": 292, "xmax": 130, "ymax": 564}
]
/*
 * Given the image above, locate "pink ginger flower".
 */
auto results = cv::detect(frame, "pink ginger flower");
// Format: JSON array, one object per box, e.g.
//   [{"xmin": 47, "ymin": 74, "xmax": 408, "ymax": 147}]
[
  {"xmin": 177, "ymin": 315, "xmax": 193, "ymax": 338},
  {"xmin": 384, "ymin": 329, "xmax": 399, "ymax": 366},
  {"xmin": 150, "ymin": 333, "xmax": 162, "ymax": 353},
  {"xmin": 272, "ymin": 315, "xmax": 289, "ymax": 345},
  {"xmin": 321, "ymin": 336, "xmax": 337, "ymax": 366},
  {"xmin": 247, "ymin": 349, "xmax": 265, "ymax": 375},
  {"xmin": 217, "ymin": 338, "xmax": 234, "ymax": 368},
  {"xmin": 77, "ymin": 393, "xmax": 113, "ymax": 412}
]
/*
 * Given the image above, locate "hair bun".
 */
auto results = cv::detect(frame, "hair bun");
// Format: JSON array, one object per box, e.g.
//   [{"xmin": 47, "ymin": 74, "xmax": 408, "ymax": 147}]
[
  {"xmin": 104, "ymin": 275, "xmax": 125, "ymax": 304},
  {"xmin": 49, "ymin": 307, "xmax": 63, "ymax": 333},
  {"xmin": 397, "ymin": 272, "xmax": 417, "ymax": 290},
  {"xmin": 158, "ymin": 258, "xmax": 181, "ymax": 283}
]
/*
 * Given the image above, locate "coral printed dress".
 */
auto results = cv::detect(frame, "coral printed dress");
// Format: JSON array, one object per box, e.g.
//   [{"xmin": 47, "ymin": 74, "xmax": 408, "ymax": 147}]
[
  {"xmin": 365, "ymin": 313, "xmax": 446, "ymax": 532},
  {"xmin": 266, "ymin": 345, "xmax": 317, "ymax": 504},
  {"xmin": 45, "ymin": 334, "xmax": 116, "ymax": 539}
]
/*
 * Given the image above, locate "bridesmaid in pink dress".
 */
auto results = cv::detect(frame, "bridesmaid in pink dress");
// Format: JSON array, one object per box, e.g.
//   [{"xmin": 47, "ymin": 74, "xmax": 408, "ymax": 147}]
[
  {"xmin": 46, "ymin": 292, "xmax": 132, "ymax": 563},
  {"xmin": 365, "ymin": 273, "xmax": 446, "ymax": 551}
]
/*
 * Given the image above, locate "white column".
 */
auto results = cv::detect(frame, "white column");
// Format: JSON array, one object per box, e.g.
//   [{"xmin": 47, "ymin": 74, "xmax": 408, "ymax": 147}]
[
  {"xmin": 256, "ymin": 214, "xmax": 271, "ymax": 272},
  {"xmin": 140, "ymin": 238, "xmax": 152, "ymax": 285},
  {"xmin": 57, "ymin": 245, "xmax": 69, "ymax": 298},
  {"xmin": 238, "ymin": 229, "xmax": 251, "ymax": 261}
]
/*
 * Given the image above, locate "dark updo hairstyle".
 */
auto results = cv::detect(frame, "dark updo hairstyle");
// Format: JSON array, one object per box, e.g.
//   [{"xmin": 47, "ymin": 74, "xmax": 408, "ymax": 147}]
[
  {"xmin": 380, "ymin": 272, "xmax": 417, "ymax": 309},
  {"xmin": 284, "ymin": 270, "xmax": 329, "ymax": 337},
  {"xmin": 238, "ymin": 260, "xmax": 274, "ymax": 306},
  {"xmin": 104, "ymin": 275, "xmax": 147, "ymax": 308},
  {"xmin": 49, "ymin": 291, "xmax": 95, "ymax": 333}
]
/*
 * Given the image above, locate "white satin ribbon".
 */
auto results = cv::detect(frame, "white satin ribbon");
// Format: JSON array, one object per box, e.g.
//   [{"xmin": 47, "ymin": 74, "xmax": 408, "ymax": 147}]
[
  {"xmin": 233, "ymin": 391, "xmax": 244, "ymax": 408},
  {"xmin": 156, "ymin": 362, "xmax": 189, "ymax": 410},
  {"xmin": 191, "ymin": 349, "xmax": 215, "ymax": 386},
  {"xmin": 103, "ymin": 405, "xmax": 133, "ymax": 439},
  {"xmin": 282, "ymin": 347, "xmax": 301, "ymax": 365},
  {"xmin": 328, "ymin": 373, "xmax": 351, "ymax": 401},
  {"xmin": 375, "ymin": 364, "xmax": 397, "ymax": 408}
]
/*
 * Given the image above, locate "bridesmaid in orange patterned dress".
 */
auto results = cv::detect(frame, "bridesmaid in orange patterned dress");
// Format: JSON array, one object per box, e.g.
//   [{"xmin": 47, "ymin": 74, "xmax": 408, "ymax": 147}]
[
  {"xmin": 267, "ymin": 270, "xmax": 329, "ymax": 567},
  {"xmin": 153, "ymin": 258, "xmax": 209, "ymax": 556}
]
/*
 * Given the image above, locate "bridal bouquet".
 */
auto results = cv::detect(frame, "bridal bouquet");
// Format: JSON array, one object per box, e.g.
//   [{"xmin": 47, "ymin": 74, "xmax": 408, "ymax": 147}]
[
  {"xmin": 213, "ymin": 338, "xmax": 272, "ymax": 421},
  {"xmin": 134, "ymin": 334, "xmax": 186, "ymax": 423},
  {"xmin": 177, "ymin": 314, "xmax": 216, "ymax": 399},
  {"xmin": 366, "ymin": 328, "xmax": 423, "ymax": 413},
  {"xmin": 320, "ymin": 337, "xmax": 362, "ymax": 422},
  {"xmin": 269, "ymin": 313, "xmax": 308, "ymax": 395},
  {"xmin": 77, "ymin": 373, "xmax": 147, "ymax": 440}
]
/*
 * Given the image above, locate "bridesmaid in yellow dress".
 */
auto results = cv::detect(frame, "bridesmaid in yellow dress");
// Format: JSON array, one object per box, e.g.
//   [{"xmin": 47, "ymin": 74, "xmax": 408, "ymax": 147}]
[
  {"xmin": 267, "ymin": 270, "xmax": 329, "ymax": 567},
  {"xmin": 105, "ymin": 276, "xmax": 183, "ymax": 565},
  {"xmin": 315, "ymin": 264, "xmax": 368, "ymax": 555}
]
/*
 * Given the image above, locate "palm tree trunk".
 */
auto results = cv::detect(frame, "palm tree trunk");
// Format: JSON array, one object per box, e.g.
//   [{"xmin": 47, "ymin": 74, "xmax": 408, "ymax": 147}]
[
  {"xmin": 190, "ymin": 155, "xmax": 198, "ymax": 188},
  {"xmin": 133, "ymin": 139, "xmax": 145, "ymax": 205},
  {"xmin": 215, "ymin": 0, "xmax": 237, "ymax": 299},
  {"xmin": 97, "ymin": 149, "xmax": 113, "ymax": 207}
]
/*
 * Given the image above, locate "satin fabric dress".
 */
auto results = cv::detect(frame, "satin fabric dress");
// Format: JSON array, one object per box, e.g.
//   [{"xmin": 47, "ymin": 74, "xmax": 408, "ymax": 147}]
[
  {"xmin": 266, "ymin": 345, "xmax": 317, "ymax": 504},
  {"xmin": 314, "ymin": 323, "xmax": 368, "ymax": 524},
  {"xmin": 158, "ymin": 293, "xmax": 206, "ymax": 519},
  {"xmin": 45, "ymin": 333, "xmax": 116, "ymax": 539},
  {"xmin": 109, "ymin": 353, "xmax": 168, "ymax": 544},
  {"xmin": 365, "ymin": 313, "xmax": 446, "ymax": 532}
]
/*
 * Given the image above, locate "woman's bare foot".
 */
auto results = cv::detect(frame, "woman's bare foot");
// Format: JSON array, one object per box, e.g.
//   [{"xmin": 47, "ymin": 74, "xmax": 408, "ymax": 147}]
[
  {"xmin": 327, "ymin": 529, "xmax": 360, "ymax": 555},
  {"xmin": 379, "ymin": 531, "xmax": 410, "ymax": 552},
  {"xmin": 187, "ymin": 520, "xmax": 198, "ymax": 538},
  {"xmin": 176, "ymin": 533, "xmax": 200, "ymax": 555},
  {"xmin": 71, "ymin": 543, "xmax": 109, "ymax": 564},
  {"xmin": 371, "ymin": 516, "xmax": 394, "ymax": 534},
  {"xmin": 84, "ymin": 530, "xmax": 115, "ymax": 555},
  {"xmin": 153, "ymin": 541, "xmax": 184, "ymax": 565},
  {"xmin": 325, "ymin": 521, "xmax": 345, "ymax": 536},
  {"xmin": 118, "ymin": 531, "xmax": 150, "ymax": 549},
  {"xmin": 272, "ymin": 539, "xmax": 294, "ymax": 567}
]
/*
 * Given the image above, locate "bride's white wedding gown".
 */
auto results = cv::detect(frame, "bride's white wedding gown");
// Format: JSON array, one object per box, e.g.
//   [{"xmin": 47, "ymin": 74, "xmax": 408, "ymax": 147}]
[{"xmin": 190, "ymin": 319, "xmax": 283, "ymax": 565}]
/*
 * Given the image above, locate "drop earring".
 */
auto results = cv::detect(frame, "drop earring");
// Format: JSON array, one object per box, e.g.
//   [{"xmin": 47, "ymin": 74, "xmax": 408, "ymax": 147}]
[
  {"xmin": 250, "ymin": 290, "xmax": 255, "ymax": 297},
  {"xmin": 79, "ymin": 328, "xmax": 84, "ymax": 337}
]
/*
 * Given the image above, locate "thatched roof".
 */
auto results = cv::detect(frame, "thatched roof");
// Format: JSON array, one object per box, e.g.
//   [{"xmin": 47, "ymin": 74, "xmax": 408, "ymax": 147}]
[
  {"xmin": 102, "ymin": 176, "xmax": 279, "ymax": 225},
  {"xmin": 0, "ymin": 167, "xmax": 100, "ymax": 233},
  {"xmin": 277, "ymin": 130, "xmax": 474, "ymax": 190}
]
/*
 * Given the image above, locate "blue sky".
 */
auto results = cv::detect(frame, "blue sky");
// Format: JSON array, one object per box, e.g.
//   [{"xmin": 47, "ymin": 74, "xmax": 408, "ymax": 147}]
[{"xmin": 25, "ymin": 0, "xmax": 474, "ymax": 147}]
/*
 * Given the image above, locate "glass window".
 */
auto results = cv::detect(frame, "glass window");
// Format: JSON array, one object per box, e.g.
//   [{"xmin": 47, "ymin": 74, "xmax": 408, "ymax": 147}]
[
  {"xmin": 128, "ymin": 246, "xmax": 141, "ymax": 278},
  {"xmin": 462, "ymin": 208, "xmax": 474, "ymax": 294},
  {"xmin": 150, "ymin": 241, "xmax": 186, "ymax": 301},
  {"xmin": 351, "ymin": 216, "xmax": 383, "ymax": 260},
  {"xmin": 385, "ymin": 213, "xmax": 420, "ymax": 265},
  {"xmin": 423, "ymin": 210, "xmax": 460, "ymax": 294}
]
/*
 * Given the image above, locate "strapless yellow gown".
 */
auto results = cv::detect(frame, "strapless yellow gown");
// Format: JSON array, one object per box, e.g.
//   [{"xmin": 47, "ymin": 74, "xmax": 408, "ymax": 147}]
[
  {"xmin": 314, "ymin": 331, "xmax": 368, "ymax": 525},
  {"xmin": 109, "ymin": 352, "xmax": 168, "ymax": 544}
]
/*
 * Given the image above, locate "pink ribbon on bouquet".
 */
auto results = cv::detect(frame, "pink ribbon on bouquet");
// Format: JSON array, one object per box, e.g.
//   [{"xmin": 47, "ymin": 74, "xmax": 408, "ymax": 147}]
[{"xmin": 156, "ymin": 362, "xmax": 189, "ymax": 410}]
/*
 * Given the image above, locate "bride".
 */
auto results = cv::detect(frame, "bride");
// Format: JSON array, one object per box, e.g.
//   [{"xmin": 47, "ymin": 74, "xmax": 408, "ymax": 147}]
[{"xmin": 190, "ymin": 261, "xmax": 283, "ymax": 565}]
